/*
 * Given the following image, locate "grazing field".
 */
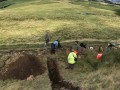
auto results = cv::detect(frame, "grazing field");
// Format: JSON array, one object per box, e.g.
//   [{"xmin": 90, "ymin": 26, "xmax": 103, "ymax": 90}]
[{"xmin": 0, "ymin": 0, "xmax": 120, "ymax": 90}]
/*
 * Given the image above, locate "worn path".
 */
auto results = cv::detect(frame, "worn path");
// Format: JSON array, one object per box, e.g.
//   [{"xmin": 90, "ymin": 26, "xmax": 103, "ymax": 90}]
[{"xmin": 0, "ymin": 38, "xmax": 119, "ymax": 52}]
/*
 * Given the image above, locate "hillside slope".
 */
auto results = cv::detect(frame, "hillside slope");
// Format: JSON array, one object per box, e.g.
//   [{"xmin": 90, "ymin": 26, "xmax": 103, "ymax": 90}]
[
  {"xmin": 0, "ymin": 0, "xmax": 120, "ymax": 90},
  {"xmin": 0, "ymin": 0, "xmax": 120, "ymax": 44}
]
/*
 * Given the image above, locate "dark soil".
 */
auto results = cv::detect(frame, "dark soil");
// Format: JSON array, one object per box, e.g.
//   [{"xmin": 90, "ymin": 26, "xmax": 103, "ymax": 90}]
[
  {"xmin": 47, "ymin": 58, "xmax": 80, "ymax": 90},
  {"xmin": 0, "ymin": 53, "xmax": 46, "ymax": 80}
]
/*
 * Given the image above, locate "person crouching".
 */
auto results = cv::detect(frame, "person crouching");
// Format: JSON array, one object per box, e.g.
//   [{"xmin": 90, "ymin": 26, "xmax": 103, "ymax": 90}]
[
  {"xmin": 50, "ymin": 40, "xmax": 62, "ymax": 54},
  {"xmin": 50, "ymin": 43, "xmax": 56, "ymax": 54}
]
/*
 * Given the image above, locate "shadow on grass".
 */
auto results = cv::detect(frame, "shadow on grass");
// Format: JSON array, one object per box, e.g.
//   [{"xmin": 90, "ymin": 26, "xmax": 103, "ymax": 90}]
[
  {"xmin": 115, "ymin": 9, "xmax": 120, "ymax": 16},
  {"xmin": 50, "ymin": 25, "xmax": 120, "ymax": 41},
  {"xmin": 0, "ymin": 0, "xmax": 14, "ymax": 9}
]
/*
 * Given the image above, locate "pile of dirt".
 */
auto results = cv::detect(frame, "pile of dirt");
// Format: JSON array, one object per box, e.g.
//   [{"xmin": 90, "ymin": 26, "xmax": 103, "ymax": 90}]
[
  {"xmin": 0, "ymin": 53, "xmax": 46, "ymax": 80},
  {"xmin": 47, "ymin": 58, "xmax": 80, "ymax": 90}
]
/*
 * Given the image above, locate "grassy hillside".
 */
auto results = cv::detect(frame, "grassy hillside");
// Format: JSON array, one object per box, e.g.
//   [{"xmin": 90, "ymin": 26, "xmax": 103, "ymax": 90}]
[
  {"xmin": 0, "ymin": 0, "xmax": 120, "ymax": 90},
  {"xmin": 0, "ymin": 48, "xmax": 120, "ymax": 90},
  {"xmin": 0, "ymin": 0, "xmax": 120, "ymax": 45}
]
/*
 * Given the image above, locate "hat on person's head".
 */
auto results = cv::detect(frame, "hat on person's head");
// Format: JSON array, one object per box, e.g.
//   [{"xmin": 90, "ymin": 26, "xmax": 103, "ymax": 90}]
[{"xmin": 74, "ymin": 50, "xmax": 78, "ymax": 54}]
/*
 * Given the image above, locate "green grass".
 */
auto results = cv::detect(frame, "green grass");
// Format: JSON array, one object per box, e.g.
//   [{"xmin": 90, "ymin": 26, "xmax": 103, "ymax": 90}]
[
  {"xmin": 0, "ymin": 0, "xmax": 120, "ymax": 45},
  {"xmin": 0, "ymin": 0, "xmax": 14, "ymax": 9},
  {"xmin": 56, "ymin": 48, "xmax": 120, "ymax": 90},
  {"xmin": 0, "ymin": 48, "xmax": 120, "ymax": 90},
  {"xmin": 0, "ymin": 73, "xmax": 51, "ymax": 90},
  {"xmin": 0, "ymin": 1, "xmax": 120, "ymax": 89}
]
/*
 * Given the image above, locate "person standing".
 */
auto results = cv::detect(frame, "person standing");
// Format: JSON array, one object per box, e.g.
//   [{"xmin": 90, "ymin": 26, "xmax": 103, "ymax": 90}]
[
  {"xmin": 72, "ymin": 41, "xmax": 80, "ymax": 54},
  {"xmin": 79, "ymin": 43, "xmax": 87, "ymax": 55},
  {"xmin": 44, "ymin": 31, "xmax": 50, "ymax": 49},
  {"xmin": 66, "ymin": 50, "xmax": 78, "ymax": 69},
  {"xmin": 50, "ymin": 43, "xmax": 56, "ymax": 54}
]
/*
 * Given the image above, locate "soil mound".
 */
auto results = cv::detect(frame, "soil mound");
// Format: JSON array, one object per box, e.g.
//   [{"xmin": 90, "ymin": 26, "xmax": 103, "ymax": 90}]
[{"xmin": 0, "ymin": 53, "xmax": 46, "ymax": 80}]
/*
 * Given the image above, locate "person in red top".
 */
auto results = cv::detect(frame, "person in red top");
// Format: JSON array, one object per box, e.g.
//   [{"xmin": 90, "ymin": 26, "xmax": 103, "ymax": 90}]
[{"xmin": 96, "ymin": 47, "xmax": 103, "ymax": 61}]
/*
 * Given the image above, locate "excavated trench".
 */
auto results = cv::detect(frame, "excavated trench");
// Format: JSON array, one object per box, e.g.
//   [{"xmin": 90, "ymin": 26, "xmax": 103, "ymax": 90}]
[
  {"xmin": 47, "ymin": 57, "xmax": 81, "ymax": 90},
  {"xmin": 0, "ymin": 50, "xmax": 81, "ymax": 90},
  {"xmin": 0, "ymin": 53, "xmax": 46, "ymax": 80}
]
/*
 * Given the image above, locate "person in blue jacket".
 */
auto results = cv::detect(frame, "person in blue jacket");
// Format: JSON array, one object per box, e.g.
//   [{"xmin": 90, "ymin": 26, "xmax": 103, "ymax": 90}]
[
  {"xmin": 53, "ymin": 40, "xmax": 62, "ymax": 49},
  {"xmin": 50, "ymin": 40, "xmax": 62, "ymax": 54}
]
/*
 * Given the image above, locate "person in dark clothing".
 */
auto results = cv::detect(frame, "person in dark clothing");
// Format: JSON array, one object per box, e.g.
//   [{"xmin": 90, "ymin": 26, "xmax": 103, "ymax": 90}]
[
  {"xmin": 57, "ymin": 40, "xmax": 62, "ymax": 48},
  {"xmin": 72, "ymin": 41, "xmax": 79, "ymax": 53},
  {"xmin": 80, "ymin": 43, "xmax": 87, "ymax": 48},
  {"xmin": 104, "ymin": 42, "xmax": 115, "ymax": 53},
  {"xmin": 72, "ymin": 41, "xmax": 81, "ymax": 58},
  {"xmin": 50, "ymin": 40, "xmax": 62, "ymax": 54},
  {"xmin": 53, "ymin": 40, "xmax": 62, "ymax": 49},
  {"xmin": 79, "ymin": 43, "xmax": 87, "ymax": 55},
  {"xmin": 108, "ymin": 43, "xmax": 115, "ymax": 48},
  {"xmin": 50, "ymin": 43, "xmax": 56, "ymax": 54}
]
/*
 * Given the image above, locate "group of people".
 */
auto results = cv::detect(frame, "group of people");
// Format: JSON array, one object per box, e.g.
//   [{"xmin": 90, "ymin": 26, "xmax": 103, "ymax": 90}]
[
  {"xmin": 44, "ymin": 31, "xmax": 87, "ymax": 69},
  {"xmin": 66, "ymin": 41, "xmax": 87, "ymax": 69},
  {"xmin": 44, "ymin": 31, "xmax": 119, "ymax": 70},
  {"xmin": 44, "ymin": 31, "xmax": 62, "ymax": 54}
]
